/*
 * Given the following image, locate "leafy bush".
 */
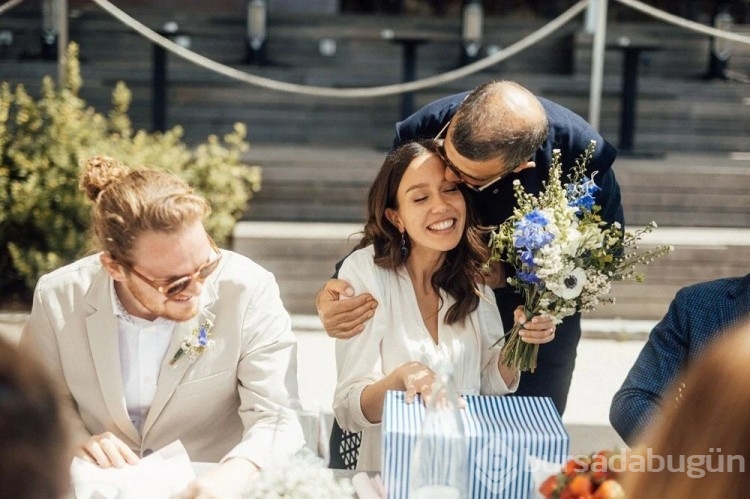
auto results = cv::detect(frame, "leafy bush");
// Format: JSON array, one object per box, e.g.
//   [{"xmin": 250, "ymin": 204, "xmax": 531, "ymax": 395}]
[{"xmin": 0, "ymin": 43, "xmax": 261, "ymax": 305}]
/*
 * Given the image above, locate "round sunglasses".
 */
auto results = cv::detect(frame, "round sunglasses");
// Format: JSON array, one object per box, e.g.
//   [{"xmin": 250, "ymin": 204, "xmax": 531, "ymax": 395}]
[{"xmin": 119, "ymin": 238, "xmax": 221, "ymax": 297}]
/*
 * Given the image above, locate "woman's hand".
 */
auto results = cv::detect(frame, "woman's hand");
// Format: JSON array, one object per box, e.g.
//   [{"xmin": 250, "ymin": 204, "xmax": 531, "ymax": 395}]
[
  {"xmin": 514, "ymin": 306, "xmax": 557, "ymax": 345},
  {"xmin": 397, "ymin": 361, "xmax": 436, "ymax": 404},
  {"xmin": 176, "ymin": 458, "xmax": 259, "ymax": 499},
  {"xmin": 77, "ymin": 432, "xmax": 140, "ymax": 468},
  {"xmin": 315, "ymin": 279, "xmax": 377, "ymax": 339}
]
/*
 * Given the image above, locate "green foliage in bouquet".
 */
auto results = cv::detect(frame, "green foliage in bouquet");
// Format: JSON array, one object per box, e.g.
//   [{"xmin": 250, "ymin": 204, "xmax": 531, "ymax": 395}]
[{"xmin": 0, "ymin": 43, "xmax": 261, "ymax": 304}]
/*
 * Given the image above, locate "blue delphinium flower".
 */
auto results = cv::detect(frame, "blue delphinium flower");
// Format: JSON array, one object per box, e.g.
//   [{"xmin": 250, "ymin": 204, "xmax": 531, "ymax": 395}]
[
  {"xmin": 516, "ymin": 270, "xmax": 542, "ymax": 285},
  {"xmin": 198, "ymin": 326, "xmax": 209, "ymax": 347},
  {"xmin": 567, "ymin": 176, "xmax": 601, "ymax": 214},
  {"xmin": 519, "ymin": 249, "xmax": 535, "ymax": 266},
  {"xmin": 514, "ymin": 210, "xmax": 554, "ymax": 250}
]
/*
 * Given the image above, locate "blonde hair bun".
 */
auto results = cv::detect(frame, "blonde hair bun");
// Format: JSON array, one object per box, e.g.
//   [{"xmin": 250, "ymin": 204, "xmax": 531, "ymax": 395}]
[{"xmin": 79, "ymin": 155, "xmax": 130, "ymax": 201}]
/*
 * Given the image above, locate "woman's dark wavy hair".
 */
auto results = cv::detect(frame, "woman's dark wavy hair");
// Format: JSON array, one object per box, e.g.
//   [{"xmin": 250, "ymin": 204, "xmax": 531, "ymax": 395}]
[{"xmin": 356, "ymin": 139, "xmax": 489, "ymax": 325}]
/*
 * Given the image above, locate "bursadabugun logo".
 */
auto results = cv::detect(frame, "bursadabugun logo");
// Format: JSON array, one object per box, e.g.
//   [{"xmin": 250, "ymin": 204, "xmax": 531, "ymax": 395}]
[{"xmin": 474, "ymin": 437, "xmax": 519, "ymax": 495}]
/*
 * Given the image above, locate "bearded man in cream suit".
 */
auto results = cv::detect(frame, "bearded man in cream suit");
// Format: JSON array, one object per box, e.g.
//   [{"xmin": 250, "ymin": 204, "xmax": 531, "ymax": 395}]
[{"xmin": 20, "ymin": 156, "xmax": 304, "ymax": 498}]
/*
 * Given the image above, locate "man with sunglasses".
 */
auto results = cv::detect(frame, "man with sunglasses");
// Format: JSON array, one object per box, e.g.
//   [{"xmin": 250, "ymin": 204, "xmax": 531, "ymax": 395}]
[
  {"xmin": 20, "ymin": 156, "xmax": 304, "ymax": 498},
  {"xmin": 318, "ymin": 80, "xmax": 624, "ymax": 417}
]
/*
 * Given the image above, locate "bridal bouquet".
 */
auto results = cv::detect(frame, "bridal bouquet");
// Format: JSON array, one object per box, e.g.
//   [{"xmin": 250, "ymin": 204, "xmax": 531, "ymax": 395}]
[{"xmin": 487, "ymin": 140, "xmax": 672, "ymax": 372}]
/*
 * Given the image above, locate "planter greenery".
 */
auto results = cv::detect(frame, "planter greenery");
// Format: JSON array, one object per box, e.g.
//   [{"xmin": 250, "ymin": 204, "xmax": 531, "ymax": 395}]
[{"xmin": 0, "ymin": 43, "xmax": 261, "ymax": 307}]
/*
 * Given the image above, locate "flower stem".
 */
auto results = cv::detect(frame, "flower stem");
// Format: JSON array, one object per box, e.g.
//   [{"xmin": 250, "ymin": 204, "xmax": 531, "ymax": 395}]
[
  {"xmin": 168, "ymin": 348, "xmax": 185, "ymax": 366},
  {"xmin": 492, "ymin": 300, "xmax": 542, "ymax": 373}
]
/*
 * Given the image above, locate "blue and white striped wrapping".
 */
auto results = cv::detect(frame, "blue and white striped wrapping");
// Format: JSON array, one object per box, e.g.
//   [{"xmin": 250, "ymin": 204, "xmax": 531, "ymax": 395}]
[{"xmin": 382, "ymin": 391, "xmax": 568, "ymax": 499}]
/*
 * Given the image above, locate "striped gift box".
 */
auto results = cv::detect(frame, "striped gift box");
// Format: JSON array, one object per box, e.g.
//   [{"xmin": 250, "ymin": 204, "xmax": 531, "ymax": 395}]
[{"xmin": 382, "ymin": 391, "xmax": 568, "ymax": 499}]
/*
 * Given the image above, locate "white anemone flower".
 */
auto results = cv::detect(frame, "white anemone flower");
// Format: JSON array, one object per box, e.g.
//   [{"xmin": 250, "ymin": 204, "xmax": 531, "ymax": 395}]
[{"xmin": 550, "ymin": 267, "xmax": 587, "ymax": 300}]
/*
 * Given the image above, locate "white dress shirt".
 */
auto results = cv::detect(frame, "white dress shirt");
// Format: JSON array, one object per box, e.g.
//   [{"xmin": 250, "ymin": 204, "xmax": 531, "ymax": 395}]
[
  {"xmin": 333, "ymin": 246, "xmax": 519, "ymax": 471},
  {"xmin": 111, "ymin": 280, "xmax": 175, "ymax": 434}
]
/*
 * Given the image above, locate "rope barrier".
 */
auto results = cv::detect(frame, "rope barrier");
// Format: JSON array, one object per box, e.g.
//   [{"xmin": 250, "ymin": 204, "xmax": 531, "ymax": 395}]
[
  {"xmin": 615, "ymin": 0, "xmax": 750, "ymax": 45},
  {"xmin": 0, "ymin": 0, "xmax": 25, "ymax": 17},
  {"xmin": 90, "ymin": 0, "xmax": 588, "ymax": 98}
]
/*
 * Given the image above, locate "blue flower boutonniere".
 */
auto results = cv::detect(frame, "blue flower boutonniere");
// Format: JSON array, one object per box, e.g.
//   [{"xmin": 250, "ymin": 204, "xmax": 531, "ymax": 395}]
[{"xmin": 169, "ymin": 318, "xmax": 215, "ymax": 366}]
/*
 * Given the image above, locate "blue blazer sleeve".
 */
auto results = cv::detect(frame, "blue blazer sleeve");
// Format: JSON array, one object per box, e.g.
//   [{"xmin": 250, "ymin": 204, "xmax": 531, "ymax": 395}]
[
  {"xmin": 609, "ymin": 293, "xmax": 691, "ymax": 445},
  {"xmin": 610, "ymin": 276, "xmax": 750, "ymax": 445}
]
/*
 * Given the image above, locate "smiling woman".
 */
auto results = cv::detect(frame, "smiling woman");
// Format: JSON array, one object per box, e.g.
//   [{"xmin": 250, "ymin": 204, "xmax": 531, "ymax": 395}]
[{"xmin": 332, "ymin": 139, "xmax": 520, "ymax": 471}]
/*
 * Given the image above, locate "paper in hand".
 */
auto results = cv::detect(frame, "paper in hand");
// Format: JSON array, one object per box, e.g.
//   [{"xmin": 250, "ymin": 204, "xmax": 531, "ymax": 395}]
[{"xmin": 70, "ymin": 440, "xmax": 195, "ymax": 498}]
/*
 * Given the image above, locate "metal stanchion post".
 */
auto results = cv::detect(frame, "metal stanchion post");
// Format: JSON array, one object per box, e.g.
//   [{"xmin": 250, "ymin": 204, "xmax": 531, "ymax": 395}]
[
  {"xmin": 56, "ymin": 0, "xmax": 68, "ymax": 83},
  {"xmin": 41, "ymin": 0, "xmax": 59, "ymax": 60},
  {"xmin": 706, "ymin": 5, "xmax": 733, "ymax": 79},
  {"xmin": 151, "ymin": 22, "xmax": 190, "ymax": 132},
  {"xmin": 588, "ymin": 0, "xmax": 608, "ymax": 132},
  {"xmin": 461, "ymin": 0, "xmax": 483, "ymax": 65},
  {"xmin": 246, "ymin": 0, "xmax": 267, "ymax": 65}
]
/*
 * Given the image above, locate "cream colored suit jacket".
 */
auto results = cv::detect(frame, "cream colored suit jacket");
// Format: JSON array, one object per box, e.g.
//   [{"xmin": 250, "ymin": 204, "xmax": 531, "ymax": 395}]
[{"xmin": 20, "ymin": 251, "xmax": 304, "ymax": 467}]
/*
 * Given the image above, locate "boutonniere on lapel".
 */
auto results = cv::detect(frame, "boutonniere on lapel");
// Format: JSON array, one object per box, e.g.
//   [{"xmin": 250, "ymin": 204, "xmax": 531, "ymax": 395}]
[{"xmin": 169, "ymin": 318, "xmax": 215, "ymax": 366}]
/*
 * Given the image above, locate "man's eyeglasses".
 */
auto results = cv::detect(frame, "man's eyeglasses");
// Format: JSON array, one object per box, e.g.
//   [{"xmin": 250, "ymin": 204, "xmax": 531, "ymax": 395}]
[
  {"xmin": 120, "ymin": 237, "xmax": 222, "ymax": 297},
  {"xmin": 433, "ymin": 120, "xmax": 510, "ymax": 192}
]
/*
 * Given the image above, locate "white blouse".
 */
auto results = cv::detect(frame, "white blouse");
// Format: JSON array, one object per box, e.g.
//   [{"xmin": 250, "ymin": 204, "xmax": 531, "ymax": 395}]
[{"xmin": 333, "ymin": 246, "xmax": 519, "ymax": 471}]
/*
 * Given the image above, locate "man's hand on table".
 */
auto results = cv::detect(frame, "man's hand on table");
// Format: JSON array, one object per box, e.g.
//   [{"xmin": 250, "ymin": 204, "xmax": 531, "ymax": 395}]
[
  {"xmin": 177, "ymin": 458, "xmax": 259, "ymax": 499},
  {"xmin": 316, "ymin": 278, "xmax": 377, "ymax": 339},
  {"xmin": 78, "ymin": 432, "xmax": 140, "ymax": 468}
]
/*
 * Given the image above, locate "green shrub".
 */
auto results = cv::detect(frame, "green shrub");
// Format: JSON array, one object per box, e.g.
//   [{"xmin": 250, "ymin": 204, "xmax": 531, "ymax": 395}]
[{"xmin": 0, "ymin": 43, "xmax": 261, "ymax": 305}]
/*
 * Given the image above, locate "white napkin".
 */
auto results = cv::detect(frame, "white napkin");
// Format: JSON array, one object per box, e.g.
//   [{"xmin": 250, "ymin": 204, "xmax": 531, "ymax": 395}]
[{"xmin": 70, "ymin": 440, "xmax": 195, "ymax": 499}]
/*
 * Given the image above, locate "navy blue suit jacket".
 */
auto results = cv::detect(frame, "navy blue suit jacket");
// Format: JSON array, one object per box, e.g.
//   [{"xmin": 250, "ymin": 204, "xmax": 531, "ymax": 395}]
[{"xmin": 610, "ymin": 275, "xmax": 750, "ymax": 445}]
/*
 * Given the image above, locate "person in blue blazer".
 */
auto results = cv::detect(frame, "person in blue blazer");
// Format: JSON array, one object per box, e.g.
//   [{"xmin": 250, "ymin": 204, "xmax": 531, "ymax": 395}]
[{"xmin": 610, "ymin": 275, "xmax": 750, "ymax": 445}]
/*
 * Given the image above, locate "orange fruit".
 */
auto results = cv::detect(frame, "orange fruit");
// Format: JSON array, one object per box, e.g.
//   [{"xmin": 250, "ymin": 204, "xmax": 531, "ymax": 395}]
[
  {"xmin": 590, "ymin": 453, "xmax": 609, "ymax": 483},
  {"xmin": 538, "ymin": 474, "xmax": 559, "ymax": 498},
  {"xmin": 568, "ymin": 474, "xmax": 594, "ymax": 495},
  {"xmin": 593, "ymin": 479, "xmax": 626, "ymax": 499}
]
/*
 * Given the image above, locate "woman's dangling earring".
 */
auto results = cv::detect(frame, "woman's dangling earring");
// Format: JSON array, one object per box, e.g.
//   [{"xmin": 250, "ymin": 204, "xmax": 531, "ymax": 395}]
[{"xmin": 400, "ymin": 231, "xmax": 409, "ymax": 257}]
